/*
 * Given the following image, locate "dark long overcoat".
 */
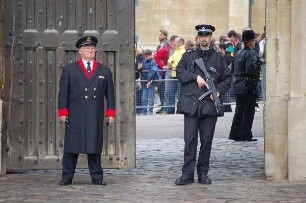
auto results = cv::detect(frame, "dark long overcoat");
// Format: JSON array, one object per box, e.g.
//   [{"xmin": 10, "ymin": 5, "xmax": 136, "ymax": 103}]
[{"xmin": 58, "ymin": 59, "xmax": 115, "ymax": 154}]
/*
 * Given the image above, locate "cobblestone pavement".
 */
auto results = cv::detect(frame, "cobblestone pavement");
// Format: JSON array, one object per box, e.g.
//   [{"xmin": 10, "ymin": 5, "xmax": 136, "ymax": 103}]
[{"xmin": 0, "ymin": 107, "xmax": 305, "ymax": 202}]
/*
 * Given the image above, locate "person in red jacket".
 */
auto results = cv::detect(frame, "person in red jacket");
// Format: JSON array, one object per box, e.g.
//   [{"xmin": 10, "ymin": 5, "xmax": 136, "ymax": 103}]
[
  {"xmin": 154, "ymin": 44, "xmax": 170, "ymax": 114},
  {"xmin": 154, "ymin": 35, "xmax": 178, "ymax": 114}
]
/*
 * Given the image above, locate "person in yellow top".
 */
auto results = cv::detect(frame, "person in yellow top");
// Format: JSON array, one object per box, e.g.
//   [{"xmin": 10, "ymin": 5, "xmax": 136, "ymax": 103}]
[
  {"xmin": 168, "ymin": 37, "xmax": 186, "ymax": 78},
  {"xmin": 164, "ymin": 36, "xmax": 186, "ymax": 114}
]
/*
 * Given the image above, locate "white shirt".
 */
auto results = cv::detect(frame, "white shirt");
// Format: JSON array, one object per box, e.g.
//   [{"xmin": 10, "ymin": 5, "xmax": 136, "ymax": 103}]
[
  {"xmin": 82, "ymin": 59, "xmax": 93, "ymax": 71},
  {"xmin": 259, "ymin": 39, "xmax": 265, "ymax": 58}
]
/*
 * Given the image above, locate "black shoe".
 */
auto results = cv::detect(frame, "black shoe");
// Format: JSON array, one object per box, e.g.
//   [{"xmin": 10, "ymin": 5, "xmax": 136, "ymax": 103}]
[
  {"xmin": 228, "ymin": 137, "xmax": 244, "ymax": 141},
  {"xmin": 92, "ymin": 179, "xmax": 107, "ymax": 186},
  {"xmin": 175, "ymin": 175, "xmax": 194, "ymax": 185},
  {"xmin": 198, "ymin": 176, "xmax": 211, "ymax": 184},
  {"xmin": 246, "ymin": 138, "xmax": 257, "ymax": 141},
  {"xmin": 59, "ymin": 180, "xmax": 72, "ymax": 186}
]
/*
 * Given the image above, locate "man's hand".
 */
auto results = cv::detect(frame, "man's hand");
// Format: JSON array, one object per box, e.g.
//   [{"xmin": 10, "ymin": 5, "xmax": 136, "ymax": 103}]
[
  {"xmin": 210, "ymin": 92, "xmax": 220, "ymax": 101},
  {"xmin": 106, "ymin": 117, "xmax": 115, "ymax": 126},
  {"xmin": 59, "ymin": 116, "xmax": 67, "ymax": 124},
  {"xmin": 147, "ymin": 81, "xmax": 152, "ymax": 88},
  {"xmin": 197, "ymin": 75, "xmax": 208, "ymax": 89},
  {"xmin": 138, "ymin": 63, "xmax": 142, "ymax": 70}
]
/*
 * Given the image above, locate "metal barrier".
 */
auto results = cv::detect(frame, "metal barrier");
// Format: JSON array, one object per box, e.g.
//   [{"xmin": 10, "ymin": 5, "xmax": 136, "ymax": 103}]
[{"xmin": 135, "ymin": 70, "xmax": 265, "ymax": 115}]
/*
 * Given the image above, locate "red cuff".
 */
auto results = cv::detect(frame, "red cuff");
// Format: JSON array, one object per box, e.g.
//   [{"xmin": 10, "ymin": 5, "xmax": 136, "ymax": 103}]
[
  {"xmin": 106, "ymin": 109, "xmax": 116, "ymax": 118},
  {"xmin": 58, "ymin": 108, "xmax": 69, "ymax": 117}
]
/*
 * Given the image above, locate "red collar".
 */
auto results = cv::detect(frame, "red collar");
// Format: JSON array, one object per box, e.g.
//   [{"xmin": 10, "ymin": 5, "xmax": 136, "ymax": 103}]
[{"xmin": 78, "ymin": 59, "xmax": 98, "ymax": 79}]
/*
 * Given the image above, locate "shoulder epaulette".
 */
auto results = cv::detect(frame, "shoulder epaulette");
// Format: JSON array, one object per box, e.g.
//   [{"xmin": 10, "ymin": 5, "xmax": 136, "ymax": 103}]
[{"xmin": 187, "ymin": 48, "xmax": 197, "ymax": 53}]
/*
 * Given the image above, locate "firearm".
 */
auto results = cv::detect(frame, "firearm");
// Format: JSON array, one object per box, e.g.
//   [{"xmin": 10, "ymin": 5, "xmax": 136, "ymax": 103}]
[{"xmin": 194, "ymin": 58, "xmax": 222, "ymax": 114}]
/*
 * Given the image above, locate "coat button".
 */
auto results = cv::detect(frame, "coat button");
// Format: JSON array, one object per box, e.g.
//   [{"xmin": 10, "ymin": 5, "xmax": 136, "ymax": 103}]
[
  {"xmin": 93, "ymin": 88, "xmax": 96, "ymax": 91},
  {"xmin": 85, "ymin": 88, "xmax": 88, "ymax": 91},
  {"xmin": 85, "ymin": 96, "xmax": 88, "ymax": 99},
  {"xmin": 94, "ymin": 96, "xmax": 96, "ymax": 99}
]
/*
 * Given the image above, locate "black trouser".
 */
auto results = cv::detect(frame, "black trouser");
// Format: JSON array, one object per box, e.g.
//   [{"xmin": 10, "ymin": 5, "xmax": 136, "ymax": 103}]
[
  {"xmin": 182, "ymin": 114, "xmax": 218, "ymax": 177},
  {"xmin": 61, "ymin": 153, "xmax": 103, "ymax": 182},
  {"xmin": 229, "ymin": 93, "xmax": 257, "ymax": 140}
]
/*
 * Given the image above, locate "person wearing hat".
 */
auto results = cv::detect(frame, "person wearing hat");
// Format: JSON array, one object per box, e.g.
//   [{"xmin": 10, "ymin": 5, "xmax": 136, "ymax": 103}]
[
  {"xmin": 228, "ymin": 29, "xmax": 261, "ymax": 142},
  {"xmin": 175, "ymin": 24, "xmax": 232, "ymax": 185},
  {"xmin": 58, "ymin": 36, "xmax": 115, "ymax": 186}
]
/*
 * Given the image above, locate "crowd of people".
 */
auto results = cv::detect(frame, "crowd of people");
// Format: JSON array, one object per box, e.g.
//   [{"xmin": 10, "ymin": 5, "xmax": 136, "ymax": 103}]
[{"xmin": 135, "ymin": 27, "xmax": 266, "ymax": 116}]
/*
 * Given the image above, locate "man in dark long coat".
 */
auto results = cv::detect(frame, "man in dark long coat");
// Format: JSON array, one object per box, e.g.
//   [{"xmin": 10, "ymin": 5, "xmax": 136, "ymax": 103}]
[{"xmin": 58, "ymin": 36, "xmax": 115, "ymax": 186}]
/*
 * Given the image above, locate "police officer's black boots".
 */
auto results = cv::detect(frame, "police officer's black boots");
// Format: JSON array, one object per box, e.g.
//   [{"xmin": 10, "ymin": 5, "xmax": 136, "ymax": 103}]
[
  {"xmin": 59, "ymin": 179, "xmax": 72, "ymax": 186},
  {"xmin": 198, "ymin": 175, "xmax": 211, "ymax": 184},
  {"xmin": 175, "ymin": 175, "xmax": 194, "ymax": 185}
]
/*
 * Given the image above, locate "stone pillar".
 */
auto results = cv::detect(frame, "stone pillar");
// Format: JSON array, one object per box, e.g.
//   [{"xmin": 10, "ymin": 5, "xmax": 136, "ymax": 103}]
[
  {"xmin": 0, "ymin": 0, "xmax": 6, "ymax": 176},
  {"xmin": 288, "ymin": 0, "xmax": 306, "ymax": 181},
  {"xmin": 264, "ymin": 0, "xmax": 290, "ymax": 179}
]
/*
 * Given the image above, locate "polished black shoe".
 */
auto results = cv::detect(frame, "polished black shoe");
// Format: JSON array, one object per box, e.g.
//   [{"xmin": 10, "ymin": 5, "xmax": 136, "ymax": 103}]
[
  {"xmin": 198, "ymin": 176, "xmax": 211, "ymax": 184},
  {"xmin": 175, "ymin": 175, "xmax": 194, "ymax": 185},
  {"xmin": 59, "ymin": 180, "xmax": 72, "ymax": 186},
  {"xmin": 228, "ymin": 137, "xmax": 243, "ymax": 141},
  {"xmin": 229, "ymin": 138, "xmax": 245, "ymax": 141},
  {"xmin": 246, "ymin": 138, "xmax": 257, "ymax": 141},
  {"xmin": 92, "ymin": 179, "xmax": 107, "ymax": 186}
]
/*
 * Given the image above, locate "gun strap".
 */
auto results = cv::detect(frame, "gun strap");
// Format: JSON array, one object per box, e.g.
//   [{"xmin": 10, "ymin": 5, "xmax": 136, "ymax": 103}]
[{"xmin": 194, "ymin": 58, "xmax": 209, "ymax": 78}]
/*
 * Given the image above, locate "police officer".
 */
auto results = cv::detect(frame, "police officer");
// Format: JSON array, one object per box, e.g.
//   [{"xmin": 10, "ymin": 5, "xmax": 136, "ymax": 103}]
[
  {"xmin": 228, "ymin": 29, "xmax": 260, "ymax": 141},
  {"xmin": 58, "ymin": 36, "xmax": 116, "ymax": 186},
  {"xmin": 175, "ymin": 25, "xmax": 232, "ymax": 185}
]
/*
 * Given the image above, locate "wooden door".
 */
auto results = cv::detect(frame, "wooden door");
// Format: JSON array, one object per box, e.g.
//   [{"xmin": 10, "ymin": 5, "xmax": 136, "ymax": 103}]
[{"xmin": 3, "ymin": 0, "xmax": 135, "ymax": 171}]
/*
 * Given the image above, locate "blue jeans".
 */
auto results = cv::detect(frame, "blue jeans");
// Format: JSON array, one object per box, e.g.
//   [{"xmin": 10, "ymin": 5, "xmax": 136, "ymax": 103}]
[
  {"xmin": 141, "ymin": 82, "xmax": 154, "ymax": 114},
  {"xmin": 164, "ymin": 70, "xmax": 171, "ymax": 113},
  {"xmin": 165, "ymin": 71, "xmax": 179, "ymax": 114}
]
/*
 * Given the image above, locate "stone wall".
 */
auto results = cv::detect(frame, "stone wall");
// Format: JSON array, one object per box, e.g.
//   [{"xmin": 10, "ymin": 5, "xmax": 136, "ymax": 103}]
[
  {"xmin": 0, "ymin": 0, "xmax": 5, "ymax": 176},
  {"xmin": 136, "ymin": 0, "xmax": 265, "ymax": 49}
]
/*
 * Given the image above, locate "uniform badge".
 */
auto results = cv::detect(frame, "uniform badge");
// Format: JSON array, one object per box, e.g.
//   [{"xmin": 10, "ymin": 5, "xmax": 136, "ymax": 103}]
[
  {"xmin": 209, "ymin": 67, "xmax": 217, "ymax": 73},
  {"xmin": 99, "ymin": 75, "xmax": 105, "ymax": 79},
  {"xmin": 87, "ymin": 36, "xmax": 91, "ymax": 42}
]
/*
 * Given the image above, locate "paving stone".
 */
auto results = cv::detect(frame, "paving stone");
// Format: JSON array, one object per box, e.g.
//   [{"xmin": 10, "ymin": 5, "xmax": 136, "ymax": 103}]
[{"xmin": 0, "ymin": 107, "xmax": 305, "ymax": 202}]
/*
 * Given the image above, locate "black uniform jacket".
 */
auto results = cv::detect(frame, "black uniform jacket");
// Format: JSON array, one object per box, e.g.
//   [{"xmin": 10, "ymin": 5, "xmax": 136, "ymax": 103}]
[
  {"xmin": 176, "ymin": 47, "xmax": 232, "ymax": 117},
  {"xmin": 232, "ymin": 47, "xmax": 259, "ymax": 95},
  {"xmin": 58, "ymin": 59, "xmax": 115, "ymax": 154}
]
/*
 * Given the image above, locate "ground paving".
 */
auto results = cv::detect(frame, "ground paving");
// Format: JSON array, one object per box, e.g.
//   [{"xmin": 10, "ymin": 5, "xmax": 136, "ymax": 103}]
[{"xmin": 0, "ymin": 106, "xmax": 305, "ymax": 202}]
